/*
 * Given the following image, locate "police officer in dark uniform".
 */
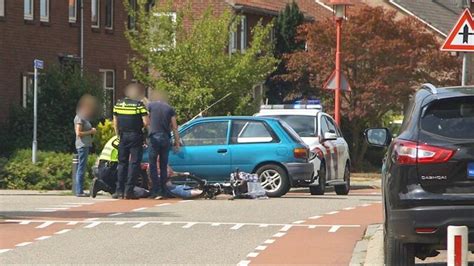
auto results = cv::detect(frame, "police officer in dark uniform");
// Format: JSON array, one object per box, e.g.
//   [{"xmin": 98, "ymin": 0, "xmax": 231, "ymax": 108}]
[{"xmin": 112, "ymin": 83, "xmax": 149, "ymax": 199}]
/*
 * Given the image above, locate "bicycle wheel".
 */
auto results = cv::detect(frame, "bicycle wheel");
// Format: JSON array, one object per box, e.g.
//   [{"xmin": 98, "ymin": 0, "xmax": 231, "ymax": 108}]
[{"xmin": 165, "ymin": 173, "xmax": 206, "ymax": 200}]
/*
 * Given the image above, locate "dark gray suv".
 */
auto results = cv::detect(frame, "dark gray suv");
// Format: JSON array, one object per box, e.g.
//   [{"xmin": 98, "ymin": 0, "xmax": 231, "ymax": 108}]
[{"xmin": 365, "ymin": 84, "xmax": 474, "ymax": 265}]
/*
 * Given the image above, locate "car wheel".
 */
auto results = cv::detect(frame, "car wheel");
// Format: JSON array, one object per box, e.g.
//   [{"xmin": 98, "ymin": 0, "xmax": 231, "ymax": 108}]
[
  {"xmin": 385, "ymin": 222, "xmax": 415, "ymax": 266},
  {"xmin": 310, "ymin": 161, "xmax": 326, "ymax": 195},
  {"xmin": 256, "ymin": 164, "xmax": 289, "ymax": 197},
  {"xmin": 335, "ymin": 163, "xmax": 350, "ymax": 195}
]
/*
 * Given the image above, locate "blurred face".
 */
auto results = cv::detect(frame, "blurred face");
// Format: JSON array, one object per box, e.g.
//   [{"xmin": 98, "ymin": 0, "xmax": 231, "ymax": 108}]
[
  {"xmin": 79, "ymin": 95, "xmax": 98, "ymax": 119},
  {"xmin": 125, "ymin": 84, "xmax": 144, "ymax": 100}
]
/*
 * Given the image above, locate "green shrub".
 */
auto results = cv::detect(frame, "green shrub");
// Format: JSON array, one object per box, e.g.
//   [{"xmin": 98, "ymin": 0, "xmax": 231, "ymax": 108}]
[
  {"xmin": 0, "ymin": 149, "xmax": 97, "ymax": 190},
  {"xmin": 94, "ymin": 119, "xmax": 115, "ymax": 152}
]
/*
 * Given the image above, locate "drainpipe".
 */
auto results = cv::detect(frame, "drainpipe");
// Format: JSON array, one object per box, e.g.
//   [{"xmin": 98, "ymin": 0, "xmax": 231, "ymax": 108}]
[{"xmin": 80, "ymin": 0, "xmax": 84, "ymax": 76}]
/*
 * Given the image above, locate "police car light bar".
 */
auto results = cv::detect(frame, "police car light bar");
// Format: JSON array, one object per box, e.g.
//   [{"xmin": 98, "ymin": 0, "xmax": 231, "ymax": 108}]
[{"xmin": 260, "ymin": 104, "xmax": 322, "ymax": 110}]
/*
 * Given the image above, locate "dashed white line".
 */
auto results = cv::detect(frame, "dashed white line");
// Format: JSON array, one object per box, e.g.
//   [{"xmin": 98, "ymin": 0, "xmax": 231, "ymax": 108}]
[
  {"xmin": 264, "ymin": 239, "xmax": 275, "ymax": 244},
  {"xmin": 328, "ymin": 225, "xmax": 342, "ymax": 233},
  {"xmin": 35, "ymin": 236, "xmax": 51, "ymax": 241},
  {"xmin": 162, "ymin": 222, "xmax": 172, "ymax": 225},
  {"xmin": 85, "ymin": 218, "xmax": 99, "ymax": 221},
  {"xmin": 36, "ymin": 221, "xmax": 54, "ymax": 228},
  {"xmin": 16, "ymin": 242, "xmax": 32, "ymax": 247},
  {"xmin": 67, "ymin": 221, "xmax": 78, "ymax": 225},
  {"xmin": 0, "ymin": 249, "xmax": 11, "ymax": 254},
  {"xmin": 255, "ymin": 245, "xmax": 267, "ymax": 251},
  {"xmin": 361, "ymin": 203, "xmax": 371, "ymax": 207},
  {"xmin": 231, "ymin": 223, "xmax": 244, "ymax": 230},
  {"xmin": 280, "ymin": 225, "xmax": 293, "ymax": 232},
  {"xmin": 211, "ymin": 223, "xmax": 221, "ymax": 227},
  {"xmin": 182, "ymin": 222, "xmax": 197, "ymax": 229},
  {"xmin": 292, "ymin": 220, "xmax": 305, "ymax": 224},
  {"xmin": 237, "ymin": 260, "xmax": 251, "ymax": 266},
  {"xmin": 54, "ymin": 229, "xmax": 71, "ymax": 235},
  {"xmin": 156, "ymin": 203, "xmax": 171, "ymax": 207},
  {"xmin": 326, "ymin": 211, "xmax": 339, "ymax": 215},
  {"xmin": 84, "ymin": 222, "xmax": 101, "ymax": 228},
  {"xmin": 108, "ymin": 212, "xmax": 123, "ymax": 217},
  {"xmin": 179, "ymin": 200, "xmax": 193, "ymax": 203},
  {"xmin": 343, "ymin": 207, "xmax": 356, "ymax": 210},
  {"xmin": 133, "ymin": 222, "xmax": 149, "ymax": 228},
  {"xmin": 247, "ymin": 252, "xmax": 259, "ymax": 258},
  {"xmin": 309, "ymin": 225, "xmax": 317, "ymax": 229},
  {"xmin": 19, "ymin": 221, "xmax": 31, "ymax": 225},
  {"xmin": 132, "ymin": 207, "xmax": 148, "ymax": 212},
  {"xmin": 273, "ymin": 232, "xmax": 286, "ymax": 238},
  {"xmin": 115, "ymin": 222, "xmax": 126, "ymax": 225},
  {"xmin": 259, "ymin": 224, "xmax": 269, "ymax": 228},
  {"xmin": 309, "ymin": 215, "xmax": 322, "ymax": 220}
]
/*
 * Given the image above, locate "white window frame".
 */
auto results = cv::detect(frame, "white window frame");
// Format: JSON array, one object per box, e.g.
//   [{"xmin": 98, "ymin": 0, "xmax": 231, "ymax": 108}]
[
  {"xmin": 240, "ymin": 16, "xmax": 247, "ymax": 52},
  {"xmin": 40, "ymin": 0, "xmax": 49, "ymax": 22},
  {"xmin": 0, "ymin": 0, "xmax": 5, "ymax": 17},
  {"xmin": 24, "ymin": 0, "xmax": 34, "ymax": 20},
  {"xmin": 91, "ymin": 0, "xmax": 100, "ymax": 28},
  {"xmin": 152, "ymin": 12, "xmax": 177, "ymax": 51},
  {"xmin": 69, "ymin": 0, "xmax": 77, "ymax": 23},
  {"xmin": 229, "ymin": 30, "xmax": 238, "ymax": 54},
  {"xmin": 100, "ymin": 69, "xmax": 115, "ymax": 117},
  {"xmin": 105, "ymin": 0, "xmax": 114, "ymax": 30},
  {"xmin": 22, "ymin": 72, "xmax": 35, "ymax": 108}
]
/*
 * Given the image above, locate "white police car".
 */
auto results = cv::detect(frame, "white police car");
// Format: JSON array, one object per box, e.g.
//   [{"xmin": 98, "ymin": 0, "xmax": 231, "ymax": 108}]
[{"xmin": 255, "ymin": 100, "xmax": 351, "ymax": 195}]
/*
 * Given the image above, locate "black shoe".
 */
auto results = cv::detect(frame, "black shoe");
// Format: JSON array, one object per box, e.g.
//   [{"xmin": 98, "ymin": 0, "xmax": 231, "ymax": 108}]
[
  {"xmin": 112, "ymin": 193, "xmax": 124, "ymax": 199},
  {"xmin": 125, "ymin": 194, "xmax": 139, "ymax": 200},
  {"xmin": 90, "ymin": 178, "xmax": 99, "ymax": 198}
]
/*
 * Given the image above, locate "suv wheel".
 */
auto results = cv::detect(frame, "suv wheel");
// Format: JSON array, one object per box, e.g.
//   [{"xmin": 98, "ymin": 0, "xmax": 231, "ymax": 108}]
[
  {"xmin": 310, "ymin": 161, "xmax": 326, "ymax": 195},
  {"xmin": 385, "ymin": 223, "xmax": 415, "ymax": 266},
  {"xmin": 257, "ymin": 164, "xmax": 290, "ymax": 197},
  {"xmin": 335, "ymin": 163, "xmax": 350, "ymax": 195}
]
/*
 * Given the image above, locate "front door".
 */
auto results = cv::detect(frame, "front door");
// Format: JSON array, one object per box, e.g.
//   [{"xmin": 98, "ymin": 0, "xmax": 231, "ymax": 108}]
[{"xmin": 169, "ymin": 120, "xmax": 231, "ymax": 181}]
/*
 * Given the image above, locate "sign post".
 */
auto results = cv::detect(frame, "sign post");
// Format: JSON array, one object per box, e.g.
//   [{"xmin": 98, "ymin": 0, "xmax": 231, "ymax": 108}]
[
  {"xmin": 441, "ymin": 9, "xmax": 474, "ymax": 85},
  {"xmin": 32, "ymin": 59, "xmax": 43, "ymax": 164}
]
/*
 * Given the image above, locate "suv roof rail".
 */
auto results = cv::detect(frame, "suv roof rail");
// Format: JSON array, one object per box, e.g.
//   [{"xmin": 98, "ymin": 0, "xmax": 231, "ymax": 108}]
[{"xmin": 421, "ymin": 83, "xmax": 438, "ymax": 94}]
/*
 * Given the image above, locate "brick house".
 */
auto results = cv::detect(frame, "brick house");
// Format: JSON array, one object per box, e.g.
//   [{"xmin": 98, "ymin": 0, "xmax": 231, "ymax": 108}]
[{"xmin": 0, "ymin": 0, "xmax": 330, "ymax": 123}]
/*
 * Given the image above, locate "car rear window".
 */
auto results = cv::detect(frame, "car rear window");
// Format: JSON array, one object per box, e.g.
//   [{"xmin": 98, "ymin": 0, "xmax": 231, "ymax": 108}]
[
  {"xmin": 264, "ymin": 115, "xmax": 316, "ymax": 137},
  {"xmin": 421, "ymin": 97, "xmax": 474, "ymax": 139}
]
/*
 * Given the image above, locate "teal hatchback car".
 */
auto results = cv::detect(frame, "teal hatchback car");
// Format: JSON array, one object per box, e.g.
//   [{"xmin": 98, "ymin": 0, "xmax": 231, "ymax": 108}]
[{"xmin": 168, "ymin": 116, "xmax": 313, "ymax": 197}]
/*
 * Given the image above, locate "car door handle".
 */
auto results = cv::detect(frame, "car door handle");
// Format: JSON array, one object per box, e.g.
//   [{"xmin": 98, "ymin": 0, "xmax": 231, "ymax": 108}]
[{"xmin": 217, "ymin": 149, "xmax": 228, "ymax": 153}]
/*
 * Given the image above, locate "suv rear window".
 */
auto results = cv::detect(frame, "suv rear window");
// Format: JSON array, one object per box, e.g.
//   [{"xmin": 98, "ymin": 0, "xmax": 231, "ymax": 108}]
[
  {"xmin": 279, "ymin": 120, "xmax": 306, "ymax": 145},
  {"xmin": 421, "ymin": 97, "xmax": 474, "ymax": 139}
]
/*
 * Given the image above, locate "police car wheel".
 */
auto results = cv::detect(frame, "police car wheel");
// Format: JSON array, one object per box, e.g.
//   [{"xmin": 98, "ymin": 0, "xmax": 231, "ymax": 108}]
[
  {"xmin": 310, "ymin": 161, "xmax": 326, "ymax": 195},
  {"xmin": 335, "ymin": 163, "xmax": 350, "ymax": 195},
  {"xmin": 257, "ymin": 164, "xmax": 289, "ymax": 197}
]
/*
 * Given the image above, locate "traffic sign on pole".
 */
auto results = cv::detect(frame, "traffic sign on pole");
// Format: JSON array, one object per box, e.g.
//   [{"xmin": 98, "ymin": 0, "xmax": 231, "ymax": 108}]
[
  {"xmin": 34, "ymin": 59, "xmax": 44, "ymax": 69},
  {"xmin": 323, "ymin": 69, "xmax": 352, "ymax": 92},
  {"xmin": 442, "ymin": 9, "xmax": 474, "ymax": 52}
]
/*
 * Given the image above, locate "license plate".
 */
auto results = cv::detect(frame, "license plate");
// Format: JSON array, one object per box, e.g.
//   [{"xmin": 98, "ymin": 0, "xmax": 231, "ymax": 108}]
[{"xmin": 468, "ymin": 163, "xmax": 474, "ymax": 179}]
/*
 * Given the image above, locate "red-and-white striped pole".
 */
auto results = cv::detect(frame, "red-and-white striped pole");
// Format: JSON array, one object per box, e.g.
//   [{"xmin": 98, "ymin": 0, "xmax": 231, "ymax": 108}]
[{"xmin": 447, "ymin": 225, "xmax": 468, "ymax": 266}]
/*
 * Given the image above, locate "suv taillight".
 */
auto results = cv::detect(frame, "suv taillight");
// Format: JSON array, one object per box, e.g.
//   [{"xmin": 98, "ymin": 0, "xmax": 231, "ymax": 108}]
[
  {"xmin": 294, "ymin": 148, "xmax": 309, "ymax": 159},
  {"xmin": 394, "ymin": 140, "xmax": 455, "ymax": 165}
]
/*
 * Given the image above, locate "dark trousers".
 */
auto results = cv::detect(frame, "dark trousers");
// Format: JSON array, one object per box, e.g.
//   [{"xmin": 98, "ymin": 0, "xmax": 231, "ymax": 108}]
[
  {"xmin": 98, "ymin": 160, "xmax": 118, "ymax": 194},
  {"xmin": 117, "ymin": 132, "xmax": 143, "ymax": 196},
  {"xmin": 149, "ymin": 132, "xmax": 171, "ymax": 195}
]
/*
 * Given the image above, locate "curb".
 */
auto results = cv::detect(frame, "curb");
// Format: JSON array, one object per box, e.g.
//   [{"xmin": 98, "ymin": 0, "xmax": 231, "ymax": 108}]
[{"xmin": 350, "ymin": 224, "xmax": 383, "ymax": 265}]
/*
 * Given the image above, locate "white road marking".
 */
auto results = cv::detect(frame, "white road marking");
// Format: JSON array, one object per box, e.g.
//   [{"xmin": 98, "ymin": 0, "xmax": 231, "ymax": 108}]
[
  {"xmin": 115, "ymin": 222, "xmax": 126, "ymax": 225},
  {"xmin": 179, "ymin": 200, "xmax": 193, "ymax": 203},
  {"xmin": 237, "ymin": 260, "xmax": 251, "ymax": 266},
  {"xmin": 133, "ymin": 222, "xmax": 149, "ymax": 228},
  {"xmin": 247, "ymin": 252, "xmax": 259, "ymax": 258},
  {"xmin": 0, "ymin": 249, "xmax": 11, "ymax": 254},
  {"xmin": 19, "ymin": 221, "xmax": 30, "ymax": 225},
  {"xmin": 132, "ymin": 207, "xmax": 148, "ymax": 212},
  {"xmin": 64, "ymin": 202, "xmax": 94, "ymax": 205},
  {"xmin": 36, "ymin": 221, "xmax": 54, "ymax": 228},
  {"xmin": 35, "ymin": 236, "xmax": 51, "ymax": 241},
  {"xmin": 343, "ymin": 207, "xmax": 355, "ymax": 210},
  {"xmin": 54, "ymin": 229, "xmax": 71, "ymax": 235},
  {"xmin": 108, "ymin": 212, "xmax": 123, "ymax": 217},
  {"xmin": 36, "ymin": 207, "xmax": 69, "ymax": 210},
  {"xmin": 309, "ymin": 216, "xmax": 321, "ymax": 220},
  {"xmin": 280, "ymin": 225, "xmax": 293, "ymax": 232},
  {"xmin": 326, "ymin": 211, "xmax": 339, "ymax": 215},
  {"xmin": 292, "ymin": 220, "xmax": 305, "ymax": 224},
  {"xmin": 16, "ymin": 242, "xmax": 32, "ymax": 247},
  {"xmin": 182, "ymin": 222, "xmax": 197, "ymax": 229},
  {"xmin": 273, "ymin": 232, "xmax": 286, "ymax": 238},
  {"xmin": 67, "ymin": 221, "xmax": 78, "ymax": 225},
  {"xmin": 231, "ymin": 224, "xmax": 244, "ymax": 230},
  {"xmin": 264, "ymin": 239, "xmax": 275, "ymax": 244},
  {"xmin": 85, "ymin": 218, "xmax": 99, "ymax": 221},
  {"xmin": 259, "ymin": 224, "xmax": 269, "ymax": 228},
  {"xmin": 361, "ymin": 203, "xmax": 371, "ymax": 207},
  {"xmin": 162, "ymin": 222, "xmax": 172, "ymax": 225},
  {"xmin": 328, "ymin": 225, "xmax": 342, "ymax": 233},
  {"xmin": 211, "ymin": 223, "xmax": 220, "ymax": 226},
  {"xmin": 84, "ymin": 222, "xmax": 101, "ymax": 228},
  {"xmin": 309, "ymin": 225, "xmax": 317, "ymax": 229},
  {"xmin": 93, "ymin": 199, "xmax": 118, "ymax": 201},
  {"xmin": 255, "ymin": 245, "xmax": 267, "ymax": 251},
  {"xmin": 156, "ymin": 203, "xmax": 171, "ymax": 207}
]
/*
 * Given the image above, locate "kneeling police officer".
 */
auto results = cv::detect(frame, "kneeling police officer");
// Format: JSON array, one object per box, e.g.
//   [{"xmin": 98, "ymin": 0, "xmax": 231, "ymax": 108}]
[{"xmin": 112, "ymin": 83, "xmax": 149, "ymax": 199}]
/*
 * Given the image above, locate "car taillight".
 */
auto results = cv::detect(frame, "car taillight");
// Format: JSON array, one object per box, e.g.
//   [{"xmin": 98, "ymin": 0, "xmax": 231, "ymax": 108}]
[
  {"xmin": 294, "ymin": 148, "xmax": 309, "ymax": 159},
  {"xmin": 394, "ymin": 140, "xmax": 455, "ymax": 165}
]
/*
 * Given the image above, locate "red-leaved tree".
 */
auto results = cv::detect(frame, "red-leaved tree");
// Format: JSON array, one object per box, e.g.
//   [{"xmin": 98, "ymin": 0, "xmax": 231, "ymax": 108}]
[{"xmin": 279, "ymin": 5, "xmax": 460, "ymax": 169}]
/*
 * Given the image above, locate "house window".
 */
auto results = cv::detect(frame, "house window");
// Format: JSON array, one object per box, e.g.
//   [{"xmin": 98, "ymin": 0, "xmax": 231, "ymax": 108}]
[
  {"xmin": 0, "ymin": 0, "xmax": 5, "ymax": 17},
  {"xmin": 24, "ymin": 0, "xmax": 34, "ymax": 20},
  {"xmin": 40, "ymin": 0, "xmax": 49, "ymax": 22},
  {"xmin": 100, "ymin": 70, "xmax": 115, "ymax": 118},
  {"xmin": 91, "ymin": 0, "xmax": 100, "ymax": 28},
  {"xmin": 151, "ymin": 12, "xmax": 177, "ymax": 51},
  {"xmin": 229, "ymin": 30, "xmax": 238, "ymax": 54},
  {"xmin": 240, "ymin": 16, "xmax": 247, "ymax": 52},
  {"xmin": 22, "ymin": 73, "xmax": 35, "ymax": 108},
  {"xmin": 69, "ymin": 0, "xmax": 77, "ymax": 23},
  {"xmin": 105, "ymin": 0, "xmax": 114, "ymax": 29},
  {"xmin": 127, "ymin": 0, "xmax": 137, "ymax": 30}
]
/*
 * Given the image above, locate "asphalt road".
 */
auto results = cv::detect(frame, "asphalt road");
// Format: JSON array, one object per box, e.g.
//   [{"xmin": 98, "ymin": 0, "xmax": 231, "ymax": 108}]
[{"xmin": 0, "ymin": 189, "xmax": 382, "ymax": 265}]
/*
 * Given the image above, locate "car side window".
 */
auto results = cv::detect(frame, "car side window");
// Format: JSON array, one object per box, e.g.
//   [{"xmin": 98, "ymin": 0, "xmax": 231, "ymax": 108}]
[
  {"xmin": 320, "ymin": 116, "xmax": 331, "ymax": 135},
  {"xmin": 230, "ymin": 120, "xmax": 277, "ymax": 144},
  {"xmin": 325, "ymin": 117, "xmax": 340, "ymax": 136},
  {"xmin": 181, "ymin": 121, "xmax": 229, "ymax": 146}
]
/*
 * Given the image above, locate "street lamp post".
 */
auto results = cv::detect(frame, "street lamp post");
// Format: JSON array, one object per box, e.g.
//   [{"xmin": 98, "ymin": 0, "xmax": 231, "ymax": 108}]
[{"xmin": 329, "ymin": 0, "xmax": 352, "ymax": 126}]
